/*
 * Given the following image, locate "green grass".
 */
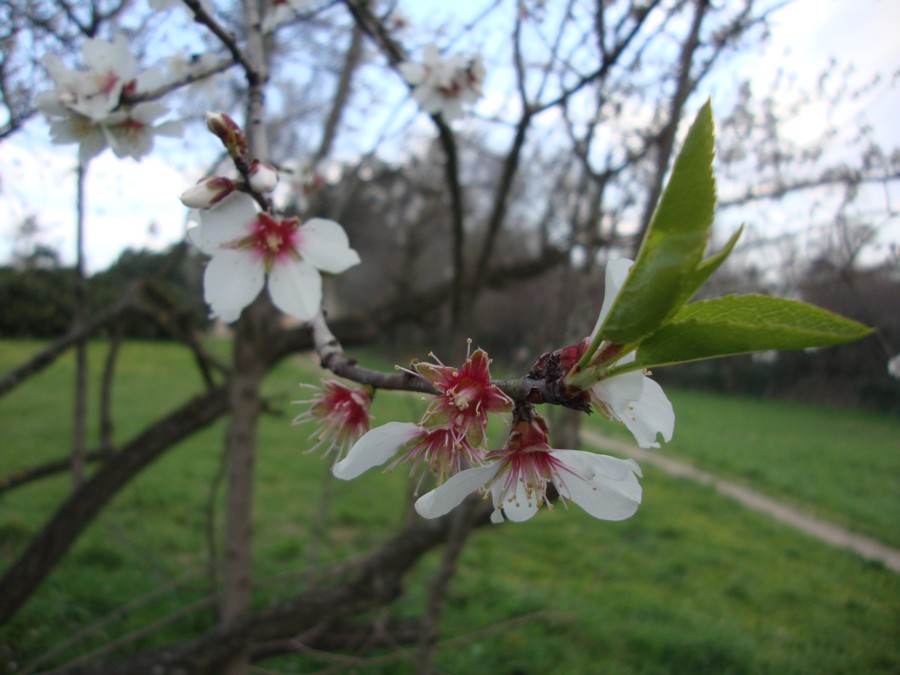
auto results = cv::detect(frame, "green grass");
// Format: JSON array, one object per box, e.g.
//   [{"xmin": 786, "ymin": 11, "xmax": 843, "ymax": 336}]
[
  {"xmin": 586, "ymin": 386, "xmax": 900, "ymax": 549},
  {"xmin": 1, "ymin": 339, "xmax": 898, "ymax": 674}
]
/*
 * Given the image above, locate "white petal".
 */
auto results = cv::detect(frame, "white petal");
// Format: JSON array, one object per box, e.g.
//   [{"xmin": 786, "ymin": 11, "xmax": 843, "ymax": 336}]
[
  {"xmin": 422, "ymin": 44, "xmax": 441, "ymax": 67},
  {"xmin": 134, "ymin": 67, "xmax": 166, "ymax": 95},
  {"xmin": 494, "ymin": 479, "xmax": 540, "ymax": 522},
  {"xmin": 128, "ymin": 101, "xmax": 169, "ymax": 124},
  {"xmin": 333, "ymin": 422, "xmax": 420, "ymax": 480},
  {"xmin": 554, "ymin": 452, "xmax": 642, "ymax": 521},
  {"xmin": 299, "ymin": 219, "xmax": 361, "ymax": 274},
  {"xmin": 398, "ymin": 62, "xmax": 426, "ymax": 85},
  {"xmin": 267, "ymin": 258, "xmax": 322, "ymax": 322},
  {"xmin": 153, "ymin": 119, "xmax": 185, "ymax": 138},
  {"xmin": 192, "ymin": 193, "xmax": 258, "ymax": 254},
  {"xmin": 553, "ymin": 450, "xmax": 642, "ymax": 482},
  {"xmin": 77, "ymin": 130, "xmax": 108, "ymax": 163},
  {"xmin": 592, "ymin": 368, "xmax": 643, "ymax": 408},
  {"xmin": 203, "ymin": 249, "xmax": 264, "ymax": 322},
  {"xmin": 414, "ymin": 463, "xmax": 499, "ymax": 519},
  {"xmin": 591, "ymin": 257, "xmax": 634, "ymax": 339},
  {"xmin": 620, "ymin": 376, "xmax": 674, "ymax": 448},
  {"xmin": 82, "ymin": 35, "xmax": 136, "ymax": 81}
]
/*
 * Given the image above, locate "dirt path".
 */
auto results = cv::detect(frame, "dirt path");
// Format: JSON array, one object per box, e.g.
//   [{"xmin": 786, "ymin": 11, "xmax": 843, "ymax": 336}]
[{"xmin": 581, "ymin": 428, "xmax": 900, "ymax": 574}]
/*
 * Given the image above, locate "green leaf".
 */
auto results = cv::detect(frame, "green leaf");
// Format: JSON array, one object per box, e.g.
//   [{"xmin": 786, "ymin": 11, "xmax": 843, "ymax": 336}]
[
  {"xmin": 626, "ymin": 294, "xmax": 872, "ymax": 371},
  {"xmin": 674, "ymin": 225, "xmax": 743, "ymax": 309},
  {"xmin": 601, "ymin": 101, "xmax": 717, "ymax": 344}
]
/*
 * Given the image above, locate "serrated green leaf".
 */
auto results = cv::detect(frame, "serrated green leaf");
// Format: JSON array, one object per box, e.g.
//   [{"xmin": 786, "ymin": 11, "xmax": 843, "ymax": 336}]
[
  {"xmin": 601, "ymin": 101, "xmax": 717, "ymax": 344},
  {"xmin": 625, "ymin": 294, "xmax": 872, "ymax": 371},
  {"xmin": 674, "ymin": 225, "xmax": 743, "ymax": 308}
]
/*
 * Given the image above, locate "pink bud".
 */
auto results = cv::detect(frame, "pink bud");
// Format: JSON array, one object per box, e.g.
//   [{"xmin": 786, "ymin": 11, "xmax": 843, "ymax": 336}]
[
  {"xmin": 205, "ymin": 111, "xmax": 248, "ymax": 161},
  {"xmin": 248, "ymin": 159, "xmax": 279, "ymax": 193},
  {"xmin": 180, "ymin": 176, "xmax": 236, "ymax": 209}
]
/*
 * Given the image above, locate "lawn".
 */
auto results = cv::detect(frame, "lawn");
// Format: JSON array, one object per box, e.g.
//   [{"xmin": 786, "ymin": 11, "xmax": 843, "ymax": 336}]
[
  {"xmin": 586, "ymin": 383, "xmax": 900, "ymax": 549},
  {"xmin": 0, "ymin": 339, "xmax": 898, "ymax": 674}
]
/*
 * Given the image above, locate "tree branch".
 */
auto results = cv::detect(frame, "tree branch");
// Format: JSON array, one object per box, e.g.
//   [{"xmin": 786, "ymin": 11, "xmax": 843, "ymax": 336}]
[{"xmin": 0, "ymin": 385, "xmax": 229, "ymax": 627}]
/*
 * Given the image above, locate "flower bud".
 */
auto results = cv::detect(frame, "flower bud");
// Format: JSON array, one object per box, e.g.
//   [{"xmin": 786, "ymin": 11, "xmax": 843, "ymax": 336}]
[
  {"xmin": 205, "ymin": 111, "xmax": 248, "ymax": 161},
  {"xmin": 180, "ymin": 176, "xmax": 236, "ymax": 209},
  {"xmin": 248, "ymin": 159, "xmax": 279, "ymax": 193}
]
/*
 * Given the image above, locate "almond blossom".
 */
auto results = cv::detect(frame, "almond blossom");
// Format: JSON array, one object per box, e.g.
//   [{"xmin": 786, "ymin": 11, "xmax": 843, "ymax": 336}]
[
  {"xmin": 36, "ymin": 35, "xmax": 176, "ymax": 162},
  {"xmin": 293, "ymin": 380, "xmax": 372, "ymax": 461},
  {"xmin": 398, "ymin": 44, "xmax": 484, "ymax": 122},
  {"xmin": 414, "ymin": 345, "xmax": 514, "ymax": 448},
  {"xmin": 102, "ymin": 102, "xmax": 183, "ymax": 160},
  {"xmin": 567, "ymin": 258, "xmax": 675, "ymax": 449},
  {"xmin": 333, "ymin": 345, "xmax": 512, "ymax": 482},
  {"xmin": 187, "ymin": 192, "xmax": 359, "ymax": 323},
  {"xmin": 415, "ymin": 414, "xmax": 643, "ymax": 523}
]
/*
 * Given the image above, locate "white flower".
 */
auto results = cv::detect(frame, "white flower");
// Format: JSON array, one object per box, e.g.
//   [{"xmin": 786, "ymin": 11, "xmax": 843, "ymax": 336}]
[
  {"xmin": 187, "ymin": 193, "xmax": 360, "ymax": 323},
  {"xmin": 36, "ymin": 35, "xmax": 179, "ymax": 161},
  {"xmin": 888, "ymin": 354, "xmax": 900, "ymax": 380},
  {"xmin": 414, "ymin": 416, "xmax": 643, "ymax": 523},
  {"xmin": 62, "ymin": 35, "xmax": 137, "ymax": 121},
  {"xmin": 43, "ymin": 112, "xmax": 109, "ymax": 163},
  {"xmin": 586, "ymin": 258, "xmax": 675, "ymax": 448},
  {"xmin": 398, "ymin": 44, "xmax": 484, "ymax": 122},
  {"xmin": 102, "ymin": 102, "xmax": 183, "ymax": 160}
]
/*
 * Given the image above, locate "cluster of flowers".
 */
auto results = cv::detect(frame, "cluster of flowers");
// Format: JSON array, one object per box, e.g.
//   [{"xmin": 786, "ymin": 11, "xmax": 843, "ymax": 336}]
[
  {"xmin": 37, "ymin": 35, "xmax": 181, "ymax": 163},
  {"xmin": 184, "ymin": 113, "xmax": 359, "ymax": 323},
  {"xmin": 332, "ymin": 344, "xmax": 515, "ymax": 486},
  {"xmin": 299, "ymin": 258, "xmax": 673, "ymax": 524},
  {"xmin": 399, "ymin": 45, "xmax": 485, "ymax": 122}
]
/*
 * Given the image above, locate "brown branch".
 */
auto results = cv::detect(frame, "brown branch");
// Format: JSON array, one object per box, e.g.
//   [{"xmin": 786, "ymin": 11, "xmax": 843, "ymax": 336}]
[
  {"xmin": 0, "ymin": 385, "xmax": 229, "ymax": 627},
  {"xmin": 99, "ymin": 324, "xmax": 123, "ymax": 449},
  {"xmin": 181, "ymin": 0, "xmax": 256, "ymax": 81},
  {"xmin": 314, "ymin": 22, "xmax": 363, "ymax": 165},
  {"xmin": 0, "ymin": 448, "xmax": 114, "ymax": 497},
  {"xmin": 44, "ymin": 498, "xmax": 493, "ymax": 675},
  {"xmin": 718, "ymin": 170, "xmax": 900, "ymax": 209},
  {"xmin": 0, "ymin": 297, "xmax": 134, "ymax": 398},
  {"xmin": 534, "ymin": 0, "xmax": 663, "ymax": 114}
]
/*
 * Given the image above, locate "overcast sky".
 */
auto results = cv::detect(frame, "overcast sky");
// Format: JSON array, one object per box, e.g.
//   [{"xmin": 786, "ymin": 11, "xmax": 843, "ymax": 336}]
[{"xmin": 1, "ymin": 0, "xmax": 897, "ymax": 273}]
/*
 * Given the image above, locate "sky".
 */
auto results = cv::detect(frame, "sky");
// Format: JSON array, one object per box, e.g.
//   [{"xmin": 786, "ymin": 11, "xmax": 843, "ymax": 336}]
[{"xmin": 1, "ymin": 0, "xmax": 898, "ymax": 274}]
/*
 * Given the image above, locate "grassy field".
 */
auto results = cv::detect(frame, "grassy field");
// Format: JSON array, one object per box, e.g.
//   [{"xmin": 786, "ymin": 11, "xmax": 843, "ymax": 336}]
[
  {"xmin": 0, "ymin": 339, "xmax": 898, "ymax": 674},
  {"xmin": 587, "ymin": 382, "xmax": 900, "ymax": 550}
]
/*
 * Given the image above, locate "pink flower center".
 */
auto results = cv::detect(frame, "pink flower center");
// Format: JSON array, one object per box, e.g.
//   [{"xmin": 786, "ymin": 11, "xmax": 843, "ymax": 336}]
[
  {"xmin": 99, "ymin": 71, "xmax": 121, "ymax": 98},
  {"xmin": 251, "ymin": 213, "xmax": 300, "ymax": 261},
  {"xmin": 438, "ymin": 79, "xmax": 462, "ymax": 98},
  {"xmin": 119, "ymin": 118, "xmax": 145, "ymax": 132},
  {"xmin": 295, "ymin": 381, "xmax": 371, "ymax": 459},
  {"xmin": 395, "ymin": 427, "xmax": 484, "ymax": 482},
  {"xmin": 484, "ymin": 415, "xmax": 580, "ymax": 512}
]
